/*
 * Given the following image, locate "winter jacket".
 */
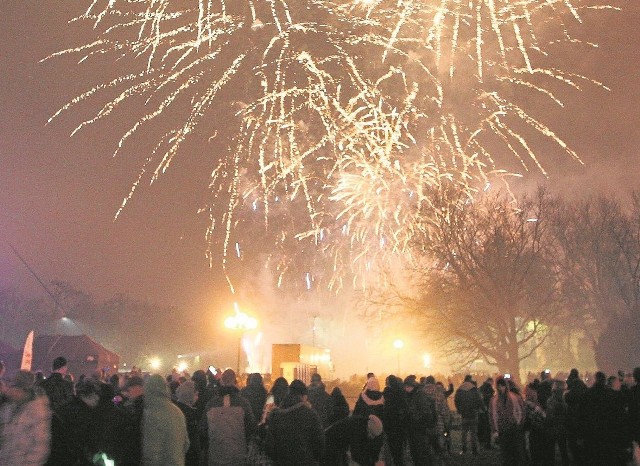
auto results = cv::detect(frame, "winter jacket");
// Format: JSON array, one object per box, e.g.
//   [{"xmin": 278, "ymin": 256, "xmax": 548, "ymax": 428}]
[
  {"xmin": 174, "ymin": 401, "xmax": 201, "ymax": 466},
  {"xmin": 142, "ymin": 374, "xmax": 190, "ymax": 466},
  {"xmin": 423, "ymin": 383, "xmax": 451, "ymax": 436},
  {"xmin": 353, "ymin": 389, "xmax": 384, "ymax": 421},
  {"xmin": 327, "ymin": 388, "xmax": 350, "ymax": 426},
  {"xmin": 265, "ymin": 396, "xmax": 324, "ymax": 466},
  {"xmin": 489, "ymin": 391, "xmax": 525, "ymax": 434},
  {"xmin": 454, "ymin": 381, "xmax": 484, "ymax": 420},
  {"xmin": 382, "ymin": 383, "xmax": 408, "ymax": 435},
  {"xmin": 202, "ymin": 385, "xmax": 255, "ymax": 466},
  {"xmin": 307, "ymin": 382, "xmax": 332, "ymax": 428},
  {"xmin": 240, "ymin": 380, "xmax": 267, "ymax": 426},
  {"xmin": 39, "ymin": 373, "xmax": 73, "ymax": 413},
  {"xmin": 0, "ymin": 388, "xmax": 51, "ymax": 466},
  {"xmin": 46, "ymin": 396, "xmax": 101, "ymax": 466}
]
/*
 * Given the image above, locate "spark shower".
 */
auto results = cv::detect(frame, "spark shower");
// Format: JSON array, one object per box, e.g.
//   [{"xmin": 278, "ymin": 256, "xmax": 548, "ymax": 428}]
[{"xmin": 48, "ymin": 0, "xmax": 614, "ymax": 291}]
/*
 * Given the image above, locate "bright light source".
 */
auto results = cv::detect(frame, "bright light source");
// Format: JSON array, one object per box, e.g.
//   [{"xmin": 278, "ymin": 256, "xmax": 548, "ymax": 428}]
[
  {"xmin": 149, "ymin": 357, "xmax": 161, "ymax": 371},
  {"xmin": 177, "ymin": 362, "xmax": 188, "ymax": 373},
  {"xmin": 225, "ymin": 304, "xmax": 258, "ymax": 330},
  {"xmin": 423, "ymin": 354, "xmax": 432, "ymax": 368},
  {"xmin": 393, "ymin": 339, "xmax": 404, "ymax": 349}
]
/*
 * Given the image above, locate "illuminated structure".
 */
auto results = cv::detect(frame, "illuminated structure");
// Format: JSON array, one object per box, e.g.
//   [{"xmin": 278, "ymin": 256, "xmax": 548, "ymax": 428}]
[{"xmin": 272, "ymin": 344, "xmax": 334, "ymax": 384}]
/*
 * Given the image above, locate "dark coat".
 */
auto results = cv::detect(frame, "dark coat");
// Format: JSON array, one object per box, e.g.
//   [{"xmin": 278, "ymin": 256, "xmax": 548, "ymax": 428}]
[
  {"xmin": 241, "ymin": 381, "xmax": 268, "ymax": 425},
  {"xmin": 382, "ymin": 383, "xmax": 408, "ymax": 435},
  {"xmin": 46, "ymin": 397, "xmax": 100, "ymax": 466},
  {"xmin": 322, "ymin": 415, "xmax": 369, "ymax": 466},
  {"xmin": 579, "ymin": 383, "xmax": 627, "ymax": 444},
  {"xmin": 327, "ymin": 388, "xmax": 350, "ymax": 426},
  {"xmin": 175, "ymin": 401, "xmax": 201, "ymax": 466},
  {"xmin": 565, "ymin": 376, "xmax": 587, "ymax": 433},
  {"xmin": 307, "ymin": 382, "xmax": 332, "ymax": 428},
  {"xmin": 353, "ymin": 389, "xmax": 384, "ymax": 420},
  {"xmin": 265, "ymin": 396, "xmax": 325, "ymax": 466},
  {"xmin": 454, "ymin": 381, "xmax": 484, "ymax": 420},
  {"xmin": 39, "ymin": 373, "xmax": 74, "ymax": 412}
]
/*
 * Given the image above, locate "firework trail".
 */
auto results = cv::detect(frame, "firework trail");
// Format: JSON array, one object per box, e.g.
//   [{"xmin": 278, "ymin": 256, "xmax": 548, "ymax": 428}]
[{"xmin": 48, "ymin": 0, "xmax": 614, "ymax": 291}]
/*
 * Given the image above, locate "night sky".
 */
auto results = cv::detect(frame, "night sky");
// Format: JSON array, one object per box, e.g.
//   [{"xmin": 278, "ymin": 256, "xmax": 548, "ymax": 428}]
[{"xmin": 1, "ymin": 1, "xmax": 639, "ymax": 375}]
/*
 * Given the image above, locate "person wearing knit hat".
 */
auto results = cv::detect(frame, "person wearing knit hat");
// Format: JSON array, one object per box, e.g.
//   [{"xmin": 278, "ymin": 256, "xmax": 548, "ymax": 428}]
[
  {"xmin": 0, "ymin": 370, "xmax": 51, "ymax": 465},
  {"xmin": 353, "ymin": 376, "xmax": 384, "ymax": 465}
]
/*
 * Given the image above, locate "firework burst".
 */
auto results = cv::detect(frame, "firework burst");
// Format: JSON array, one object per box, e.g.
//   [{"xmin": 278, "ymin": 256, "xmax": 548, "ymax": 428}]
[{"xmin": 48, "ymin": 0, "xmax": 614, "ymax": 291}]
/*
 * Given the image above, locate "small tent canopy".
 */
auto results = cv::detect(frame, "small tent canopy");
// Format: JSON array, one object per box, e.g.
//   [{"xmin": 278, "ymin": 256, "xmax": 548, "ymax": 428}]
[{"xmin": 33, "ymin": 334, "xmax": 119, "ymax": 378}]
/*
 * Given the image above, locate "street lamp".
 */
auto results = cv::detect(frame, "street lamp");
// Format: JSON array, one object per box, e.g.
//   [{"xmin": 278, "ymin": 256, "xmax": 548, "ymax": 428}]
[
  {"xmin": 393, "ymin": 339, "xmax": 404, "ymax": 375},
  {"xmin": 224, "ymin": 305, "xmax": 258, "ymax": 376}
]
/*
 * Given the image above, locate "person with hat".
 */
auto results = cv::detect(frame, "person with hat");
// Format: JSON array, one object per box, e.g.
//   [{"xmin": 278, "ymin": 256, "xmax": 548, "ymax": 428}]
[
  {"xmin": 174, "ymin": 380, "xmax": 201, "ymax": 466},
  {"xmin": 0, "ymin": 370, "xmax": 52, "ymax": 465},
  {"xmin": 307, "ymin": 373, "xmax": 332, "ymax": 428},
  {"xmin": 265, "ymin": 379, "xmax": 324, "ymax": 465},
  {"xmin": 353, "ymin": 376, "xmax": 384, "ymax": 465},
  {"xmin": 201, "ymin": 368, "xmax": 255, "ymax": 465}
]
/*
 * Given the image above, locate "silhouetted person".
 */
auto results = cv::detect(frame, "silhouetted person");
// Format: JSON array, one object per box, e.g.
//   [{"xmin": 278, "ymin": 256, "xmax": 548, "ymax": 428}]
[
  {"xmin": 579, "ymin": 371, "xmax": 627, "ymax": 466},
  {"xmin": 40, "ymin": 356, "xmax": 74, "ymax": 412}
]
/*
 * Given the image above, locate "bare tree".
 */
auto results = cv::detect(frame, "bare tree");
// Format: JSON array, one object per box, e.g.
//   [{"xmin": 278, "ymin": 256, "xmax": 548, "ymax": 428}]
[
  {"xmin": 554, "ymin": 192, "xmax": 640, "ymax": 371},
  {"xmin": 378, "ymin": 190, "xmax": 564, "ymax": 379}
]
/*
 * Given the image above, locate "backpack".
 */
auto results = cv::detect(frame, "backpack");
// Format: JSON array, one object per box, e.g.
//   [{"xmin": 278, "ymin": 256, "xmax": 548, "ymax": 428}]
[
  {"xmin": 206, "ymin": 394, "xmax": 247, "ymax": 465},
  {"xmin": 424, "ymin": 395, "xmax": 437, "ymax": 429},
  {"xmin": 409, "ymin": 391, "xmax": 437, "ymax": 429}
]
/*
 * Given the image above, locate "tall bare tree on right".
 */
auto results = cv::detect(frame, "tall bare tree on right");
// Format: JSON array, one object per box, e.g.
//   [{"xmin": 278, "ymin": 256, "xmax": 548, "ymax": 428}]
[
  {"xmin": 553, "ymin": 192, "xmax": 640, "ymax": 372},
  {"xmin": 397, "ymin": 189, "xmax": 564, "ymax": 380}
]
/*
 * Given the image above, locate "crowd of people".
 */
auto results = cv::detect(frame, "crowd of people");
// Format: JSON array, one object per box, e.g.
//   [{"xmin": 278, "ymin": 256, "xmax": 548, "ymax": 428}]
[{"xmin": 1, "ymin": 357, "xmax": 640, "ymax": 466}]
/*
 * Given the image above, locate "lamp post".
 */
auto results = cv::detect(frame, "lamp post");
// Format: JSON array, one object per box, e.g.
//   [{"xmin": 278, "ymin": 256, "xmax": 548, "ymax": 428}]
[
  {"xmin": 393, "ymin": 339, "xmax": 404, "ymax": 375},
  {"xmin": 224, "ymin": 305, "xmax": 258, "ymax": 376}
]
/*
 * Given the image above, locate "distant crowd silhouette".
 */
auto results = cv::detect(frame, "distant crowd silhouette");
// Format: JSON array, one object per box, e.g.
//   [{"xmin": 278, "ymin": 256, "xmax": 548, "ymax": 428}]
[{"xmin": 1, "ymin": 358, "xmax": 639, "ymax": 466}]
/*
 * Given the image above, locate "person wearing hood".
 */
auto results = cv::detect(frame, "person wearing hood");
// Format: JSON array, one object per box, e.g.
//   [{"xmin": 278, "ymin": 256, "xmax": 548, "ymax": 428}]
[
  {"xmin": 142, "ymin": 374, "xmax": 189, "ymax": 466},
  {"xmin": 202, "ymin": 368, "xmax": 255, "ymax": 465},
  {"xmin": 174, "ymin": 380, "xmax": 201, "ymax": 466},
  {"xmin": 265, "ymin": 379, "xmax": 324, "ymax": 466},
  {"xmin": 307, "ymin": 373, "xmax": 332, "ymax": 428},
  {"xmin": 241, "ymin": 373, "xmax": 268, "ymax": 426},
  {"xmin": 454, "ymin": 374, "xmax": 484, "ymax": 456},
  {"xmin": 353, "ymin": 377, "xmax": 384, "ymax": 465}
]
